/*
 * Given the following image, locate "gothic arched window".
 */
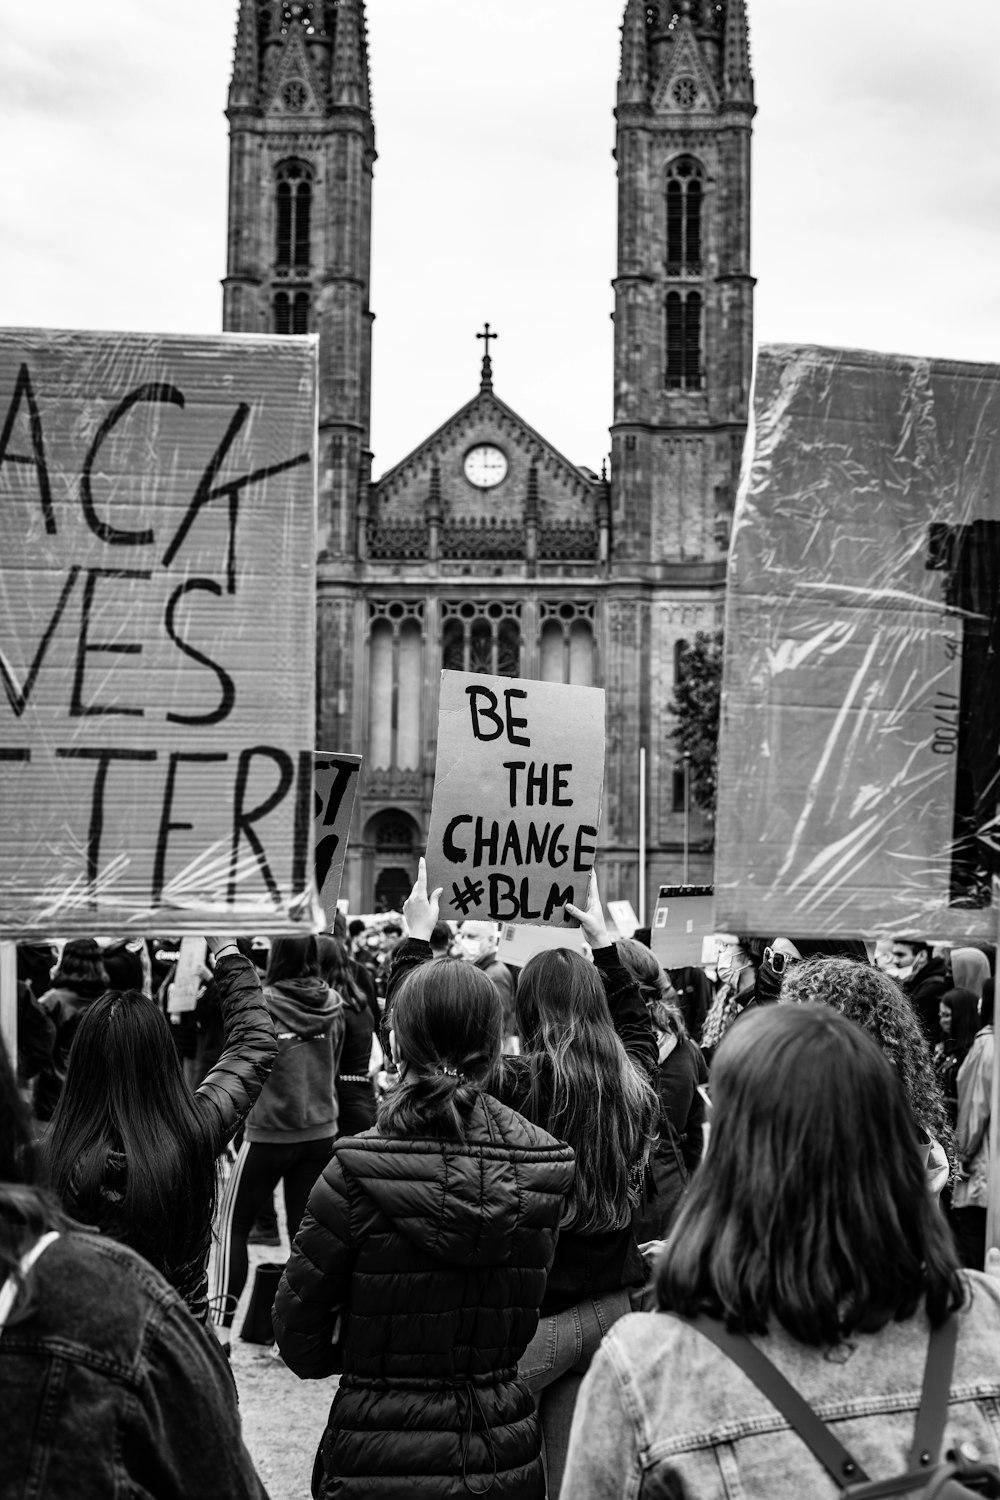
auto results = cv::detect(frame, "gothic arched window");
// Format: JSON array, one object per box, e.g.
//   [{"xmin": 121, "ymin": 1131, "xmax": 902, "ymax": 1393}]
[
  {"xmin": 666, "ymin": 157, "xmax": 703, "ymax": 275},
  {"xmin": 666, "ymin": 290, "xmax": 702, "ymax": 390},
  {"xmin": 275, "ymin": 160, "xmax": 313, "ymax": 271},
  {"xmin": 367, "ymin": 602, "xmax": 424, "ymax": 772},
  {"xmin": 441, "ymin": 602, "xmax": 521, "ymax": 678},
  {"xmin": 539, "ymin": 603, "xmax": 596, "ymax": 686}
]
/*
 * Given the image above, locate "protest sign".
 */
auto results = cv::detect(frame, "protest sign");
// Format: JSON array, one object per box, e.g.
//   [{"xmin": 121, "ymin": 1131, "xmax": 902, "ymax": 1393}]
[
  {"xmin": 425, "ymin": 671, "xmax": 605, "ymax": 924},
  {"xmin": 715, "ymin": 344, "xmax": 1000, "ymax": 939},
  {"xmin": 313, "ymin": 752, "xmax": 362, "ymax": 921},
  {"xmin": 607, "ymin": 899, "xmax": 639, "ymax": 939},
  {"xmin": 0, "ymin": 328, "xmax": 318, "ymax": 937},
  {"xmin": 496, "ymin": 919, "xmax": 587, "ymax": 967},
  {"xmin": 650, "ymin": 885, "xmax": 715, "ymax": 969}
]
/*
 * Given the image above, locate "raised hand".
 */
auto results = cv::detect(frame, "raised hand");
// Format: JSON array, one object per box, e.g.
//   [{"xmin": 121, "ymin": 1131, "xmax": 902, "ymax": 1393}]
[
  {"xmin": 403, "ymin": 857, "xmax": 444, "ymax": 943},
  {"xmin": 563, "ymin": 870, "xmax": 611, "ymax": 949}
]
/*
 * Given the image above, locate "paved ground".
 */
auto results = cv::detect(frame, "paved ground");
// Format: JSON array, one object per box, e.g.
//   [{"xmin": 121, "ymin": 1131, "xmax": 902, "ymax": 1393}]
[{"xmin": 226, "ymin": 1238, "xmax": 337, "ymax": 1499}]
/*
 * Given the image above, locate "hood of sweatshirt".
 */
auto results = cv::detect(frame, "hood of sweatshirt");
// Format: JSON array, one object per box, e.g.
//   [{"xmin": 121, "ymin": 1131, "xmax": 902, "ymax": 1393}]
[
  {"xmin": 264, "ymin": 977, "xmax": 342, "ymax": 1039},
  {"xmin": 334, "ymin": 1093, "xmax": 574, "ymax": 1267}
]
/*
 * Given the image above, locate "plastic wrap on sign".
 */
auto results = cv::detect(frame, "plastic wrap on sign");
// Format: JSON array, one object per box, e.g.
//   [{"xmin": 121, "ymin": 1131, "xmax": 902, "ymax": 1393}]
[
  {"xmin": 715, "ymin": 344, "xmax": 1000, "ymax": 941},
  {"xmin": 0, "ymin": 327, "xmax": 320, "ymax": 938}
]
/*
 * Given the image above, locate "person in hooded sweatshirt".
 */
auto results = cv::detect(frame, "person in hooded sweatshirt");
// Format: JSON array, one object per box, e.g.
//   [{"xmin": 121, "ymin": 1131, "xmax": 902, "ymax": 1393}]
[
  {"xmin": 273, "ymin": 861, "xmax": 576, "ymax": 1500},
  {"xmin": 211, "ymin": 932, "xmax": 345, "ymax": 1341}
]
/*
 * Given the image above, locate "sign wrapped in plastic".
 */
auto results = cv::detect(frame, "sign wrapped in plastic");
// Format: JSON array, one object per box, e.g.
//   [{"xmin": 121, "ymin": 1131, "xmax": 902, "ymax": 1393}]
[
  {"xmin": 0, "ymin": 328, "xmax": 318, "ymax": 937},
  {"xmin": 715, "ymin": 344, "xmax": 1000, "ymax": 940}
]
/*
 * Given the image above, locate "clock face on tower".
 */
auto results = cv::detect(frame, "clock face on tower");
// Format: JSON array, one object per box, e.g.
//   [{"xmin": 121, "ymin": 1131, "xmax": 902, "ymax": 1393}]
[{"xmin": 464, "ymin": 444, "xmax": 508, "ymax": 489}]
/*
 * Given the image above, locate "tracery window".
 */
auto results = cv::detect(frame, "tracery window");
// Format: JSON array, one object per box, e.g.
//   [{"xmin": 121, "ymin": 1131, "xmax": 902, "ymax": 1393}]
[
  {"xmin": 666, "ymin": 157, "xmax": 703, "ymax": 274},
  {"xmin": 442, "ymin": 602, "xmax": 521, "ymax": 678},
  {"xmin": 273, "ymin": 290, "xmax": 310, "ymax": 335},
  {"xmin": 666, "ymin": 290, "xmax": 702, "ymax": 389},
  {"xmin": 275, "ymin": 160, "xmax": 312, "ymax": 271},
  {"xmin": 539, "ymin": 602, "xmax": 596, "ymax": 686},
  {"xmin": 367, "ymin": 602, "xmax": 423, "ymax": 771}
]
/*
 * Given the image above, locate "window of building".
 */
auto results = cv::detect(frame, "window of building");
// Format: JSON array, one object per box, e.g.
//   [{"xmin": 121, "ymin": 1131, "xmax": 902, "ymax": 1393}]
[
  {"xmin": 666, "ymin": 290, "xmax": 702, "ymax": 389},
  {"xmin": 275, "ymin": 160, "xmax": 313, "ymax": 271},
  {"xmin": 442, "ymin": 601, "xmax": 521, "ymax": 677},
  {"xmin": 367, "ymin": 602, "xmax": 423, "ymax": 771},
  {"xmin": 666, "ymin": 157, "xmax": 703, "ymax": 274},
  {"xmin": 539, "ymin": 602, "xmax": 596, "ymax": 686},
  {"xmin": 273, "ymin": 290, "xmax": 310, "ymax": 336}
]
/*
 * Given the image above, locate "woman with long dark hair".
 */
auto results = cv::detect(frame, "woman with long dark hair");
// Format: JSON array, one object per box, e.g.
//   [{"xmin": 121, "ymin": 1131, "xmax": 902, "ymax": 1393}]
[
  {"xmin": 0, "ymin": 1033, "xmax": 267, "ymax": 1497},
  {"xmin": 384, "ymin": 863, "xmax": 659, "ymax": 1499},
  {"xmin": 561, "ymin": 1004, "xmax": 1000, "ymax": 1499},
  {"xmin": 210, "ymin": 932, "xmax": 345, "ymax": 1339},
  {"xmin": 43, "ymin": 939, "xmax": 276, "ymax": 1325},
  {"xmin": 616, "ymin": 937, "xmax": 708, "ymax": 1241},
  {"xmin": 318, "ymin": 933, "xmax": 380, "ymax": 1135},
  {"xmin": 273, "ymin": 904, "xmax": 576, "ymax": 1500}
]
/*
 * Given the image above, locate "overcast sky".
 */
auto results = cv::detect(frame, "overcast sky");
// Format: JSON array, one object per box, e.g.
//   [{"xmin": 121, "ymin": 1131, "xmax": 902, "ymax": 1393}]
[{"xmin": 3, "ymin": 1, "xmax": 1000, "ymax": 476}]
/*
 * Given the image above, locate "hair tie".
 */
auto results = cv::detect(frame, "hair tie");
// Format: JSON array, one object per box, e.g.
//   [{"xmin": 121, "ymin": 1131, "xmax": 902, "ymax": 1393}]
[{"xmin": 440, "ymin": 1066, "xmax": 466, "ymax": 1081}]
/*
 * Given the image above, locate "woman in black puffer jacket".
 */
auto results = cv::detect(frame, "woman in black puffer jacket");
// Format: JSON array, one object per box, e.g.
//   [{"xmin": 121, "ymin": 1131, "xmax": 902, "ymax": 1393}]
[{"xmin": 274, "ymin": 862, "xmax": 576, "ymax": 1500}]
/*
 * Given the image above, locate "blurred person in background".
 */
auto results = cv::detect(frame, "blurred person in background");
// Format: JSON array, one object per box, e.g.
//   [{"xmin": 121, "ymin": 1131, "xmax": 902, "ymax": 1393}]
[
  {"xmin": 933, "ymin": 987, "xmax": 979, "ymax": 1130},
  {"xmin": 32, "ymin": 939, "xmax": 109, "ymax": 1122},
  {"xmin": 616, "ymin": 937, "xmax": 707, "ymax": 1242},
  {"xmin": 951, "ymin": 979, "xmax": 995, "ymax": 1271}
]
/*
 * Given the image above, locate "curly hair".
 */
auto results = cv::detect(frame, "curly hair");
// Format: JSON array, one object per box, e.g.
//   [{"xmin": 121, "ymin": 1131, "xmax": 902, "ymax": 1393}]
[{"xmin": 780, "ymin": 957, "xmax": 952, "ymax": 1150}]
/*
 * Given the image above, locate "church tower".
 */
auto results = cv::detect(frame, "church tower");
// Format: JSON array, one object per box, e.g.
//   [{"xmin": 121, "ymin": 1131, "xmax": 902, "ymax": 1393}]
[
  {"xmin": 604, "ymin": 0, "xmax": 754, "ymax": 903},
  {"xmin": 223, "ymin": 1, "xmax": 375, "ymax": 567}
]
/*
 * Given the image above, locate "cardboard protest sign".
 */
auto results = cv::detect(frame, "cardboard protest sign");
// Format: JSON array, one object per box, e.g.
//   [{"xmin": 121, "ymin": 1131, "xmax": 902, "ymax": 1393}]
[
  {"xmin": 0, "ymin": 328, "xmax": 318, "ymax": 937},
  {"xmin": 715, "ymin": 344, "xmax": 1000, "ymax": 939},
  {"xmin": 426, "ymin": 671, "xmax": 605, "ymax": 924},
  {"xmin": 313, "ymin": 752, "xmax": 361, "ymax": 921},
  {"xmin": 496, "ymin": 919, "xmax": 587, "ymax": 968},
  {"xmin": 650, "ymin": 886, "xmax": 715, "ymax": 969}
]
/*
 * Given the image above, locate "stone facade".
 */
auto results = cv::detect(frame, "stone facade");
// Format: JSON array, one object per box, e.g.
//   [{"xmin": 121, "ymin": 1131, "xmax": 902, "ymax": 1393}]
[{"xmin": 223, "ymin": 0, "xmax": 753, "ymax": 915}]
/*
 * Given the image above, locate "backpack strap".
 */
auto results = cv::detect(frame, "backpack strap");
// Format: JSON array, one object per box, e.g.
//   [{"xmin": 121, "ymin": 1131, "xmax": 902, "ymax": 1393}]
[
  {"xmin": 671, "ymin": 1312, "xmax": 961, "ymax": 1496},
  {"xmin": 669, "ymin": 1312, "xmax": 871, "ymax": 1488},
  {"xmin": 908, "ymin": 1317, "xmax": 958, "ymax": 1471}
]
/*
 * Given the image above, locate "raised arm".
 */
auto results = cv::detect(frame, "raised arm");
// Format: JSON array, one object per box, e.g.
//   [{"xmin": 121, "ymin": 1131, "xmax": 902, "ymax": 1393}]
[
  {"xmin": 192, "ymin": 940, "xmax": 278, "ymax": 1151},
  {"xmin": 382, "ymin": 859, "xmax": 444, "ymax": 1053},
  {"xmin": 565, "ymin": 876, "xmax": 658, "ymax": 1087}
]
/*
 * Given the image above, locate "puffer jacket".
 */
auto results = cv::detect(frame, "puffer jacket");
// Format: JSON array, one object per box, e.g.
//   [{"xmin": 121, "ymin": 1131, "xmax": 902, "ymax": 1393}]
[{"xmin": 273, "ymin": 1093, "xmax": 576, "ymax": 1500}]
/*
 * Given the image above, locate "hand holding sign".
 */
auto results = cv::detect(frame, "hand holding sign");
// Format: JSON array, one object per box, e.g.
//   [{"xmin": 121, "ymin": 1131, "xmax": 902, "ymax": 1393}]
[
  {"xmin": 403, "ymin": 857, "xmax": 444, "ymax": 943},
  {"xmin": 564, "ymin": 870, "xmax": 612, "ymax": 950}
]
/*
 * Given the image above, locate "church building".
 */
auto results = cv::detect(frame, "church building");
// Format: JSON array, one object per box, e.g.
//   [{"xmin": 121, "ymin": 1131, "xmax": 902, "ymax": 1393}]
[{"xmin": 222, "ymin": 0, "xmax": 754, "ymax": 916}]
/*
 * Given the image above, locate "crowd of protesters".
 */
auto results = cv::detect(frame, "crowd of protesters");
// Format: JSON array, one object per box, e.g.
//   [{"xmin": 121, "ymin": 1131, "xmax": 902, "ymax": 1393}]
[{"xmin": 3, "ymin": 892, "xmax": 1000, "ymax": 1499}]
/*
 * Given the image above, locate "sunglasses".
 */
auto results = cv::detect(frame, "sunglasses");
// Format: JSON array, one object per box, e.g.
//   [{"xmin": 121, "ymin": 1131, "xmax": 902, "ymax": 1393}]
[{"xmin": 763, "ymin": 945, "xmax": 799, "ymax": 975}]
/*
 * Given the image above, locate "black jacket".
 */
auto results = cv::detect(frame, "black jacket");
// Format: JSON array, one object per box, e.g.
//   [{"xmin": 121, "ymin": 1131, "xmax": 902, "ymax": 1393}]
[{"xmin": 274, "ymin": 1094, "xmax": 575, "ymax": 1500}]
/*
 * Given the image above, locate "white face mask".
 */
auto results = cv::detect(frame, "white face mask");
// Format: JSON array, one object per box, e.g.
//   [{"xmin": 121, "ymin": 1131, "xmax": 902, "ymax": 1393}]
[{"xmin": 716, "ymin": 946, "xmax": 747, "ymax": 984}]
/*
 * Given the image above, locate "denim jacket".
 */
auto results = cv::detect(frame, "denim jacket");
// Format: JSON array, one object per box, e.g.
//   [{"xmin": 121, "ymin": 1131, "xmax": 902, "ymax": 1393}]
[
  {"xmin": 0, "ymin": 1227, "xmax": 267, "ymax": 1499},
  {"xmin": 561, "ymin": 1272, "xmax": 1000, "ymax": 1500}
]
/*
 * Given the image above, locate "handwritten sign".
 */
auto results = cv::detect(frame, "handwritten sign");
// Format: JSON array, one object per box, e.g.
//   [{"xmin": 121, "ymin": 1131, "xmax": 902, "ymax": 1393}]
[
  {"xmin": 425, "ymin": 671, "xmax": 605, "ymax": 924},
  {"xmin": 0, "ymin": 328, "xmax": 318, "ymax": 937},
  {"xmin": 313, "ymin": 751, "xmax": 361, "ymax": 922},
  {"xmin": 715, "ymin": 343, "xmax": 1000, "ymax": 939}
]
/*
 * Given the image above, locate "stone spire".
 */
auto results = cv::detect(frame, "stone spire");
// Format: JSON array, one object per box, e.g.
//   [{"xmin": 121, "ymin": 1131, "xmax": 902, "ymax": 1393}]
[
  {"xmin": 228, "ymin": 1, "xmax": 259, "ymax": 112},
  {"xmin": 721, "ymin": 0, "xmax": 753, "ymax": 103},
  {"xmin": 331, "ymin": 0, "xmax": 371, "ymax": 111},
  {"xmin": 618, "ymin": 0, "xmax": 649, "ymax": 105}
]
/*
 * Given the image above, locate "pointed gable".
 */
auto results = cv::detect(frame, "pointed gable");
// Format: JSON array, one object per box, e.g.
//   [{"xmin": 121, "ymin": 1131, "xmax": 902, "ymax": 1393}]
[
  {"xmin": 651, "ymin": 15, "xmax": 720, "ymax": 115},
  {"xmin": 263, "ymin": 24, "xmax": 326, "ymax": 119}
]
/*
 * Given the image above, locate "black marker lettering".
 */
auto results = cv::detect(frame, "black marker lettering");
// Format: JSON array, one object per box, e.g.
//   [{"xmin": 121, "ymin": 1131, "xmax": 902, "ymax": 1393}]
[
  {"xmin": 152, "ymin": 752, "xmax": 227, "ymax": 902},
  {"xmin": 0, "ymin": 566, "xmax": 80, "ymax": 718},
  {"xmin": 56, "ymin": 747, "xmax": 157, "ymax": 896},
  {"xmin": 81, "ymin": 383, "xmax": 184, "ymax": 546},
  {"xmin": 229, "ymin": 746, "xmax": 295, "ymax": 906},
  {"xmin": 164, "ymin": 578, "xmax": 236, "ymax": 726},
  {"xmin": 70, "ymin": 569, "xmax": 150, "ymax": 717},
  {"xmin": 0, "ymin": 364, "xmax": 56, "ymax": 534}
]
